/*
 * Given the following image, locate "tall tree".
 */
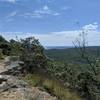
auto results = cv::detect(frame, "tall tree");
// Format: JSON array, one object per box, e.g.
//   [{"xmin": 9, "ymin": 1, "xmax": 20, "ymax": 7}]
[{"xmin": 20, "ymin": 37, "xmax": 47, "ymax": 73}]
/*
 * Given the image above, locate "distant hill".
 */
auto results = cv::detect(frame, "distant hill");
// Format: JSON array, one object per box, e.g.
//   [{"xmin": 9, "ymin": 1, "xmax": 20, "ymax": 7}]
[
  {"xmin": 45, "ymin": 46, "xmax": 100, "ymax": 63},
  {"xmin": 45, "ymin": 46, "xmax": 73, "ymax": 50}
]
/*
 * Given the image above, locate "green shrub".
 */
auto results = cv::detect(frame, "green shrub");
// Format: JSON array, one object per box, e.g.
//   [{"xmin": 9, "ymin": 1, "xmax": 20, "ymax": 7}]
[{"xmin": 0, "ymin": 49, "xmax": 3, "ymax": 59}]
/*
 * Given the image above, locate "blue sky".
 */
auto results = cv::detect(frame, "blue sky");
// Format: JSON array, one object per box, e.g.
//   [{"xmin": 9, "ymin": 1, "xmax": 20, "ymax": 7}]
[{"xmin": 0, "ymin": 0, "xmax": 100, "ymax": 46}]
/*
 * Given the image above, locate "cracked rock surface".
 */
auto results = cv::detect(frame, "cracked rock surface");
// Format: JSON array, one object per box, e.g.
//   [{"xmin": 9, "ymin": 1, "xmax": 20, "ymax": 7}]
[{"xmin": 0, "ymin": 57, "xmax": 57, "ymax": 100}]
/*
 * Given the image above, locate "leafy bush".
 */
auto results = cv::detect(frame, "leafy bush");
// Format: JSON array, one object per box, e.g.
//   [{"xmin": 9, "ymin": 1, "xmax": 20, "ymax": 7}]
[
  {"xmin": 0, "ymin": 36, "xmax": 11, "ymax": 55},
  {"xmin": 0, "ymin": 49, "xmax": 3, "ymax": 59},
  {"xmin": 19, "ymin": 37, "xmax": 48, "ymax": 73}
]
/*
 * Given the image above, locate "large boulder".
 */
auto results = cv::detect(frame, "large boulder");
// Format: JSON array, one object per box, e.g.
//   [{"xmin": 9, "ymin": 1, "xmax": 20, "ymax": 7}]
[{"xmin": 0, "ymin": 75, "xmax": 57, "ymax": 100}]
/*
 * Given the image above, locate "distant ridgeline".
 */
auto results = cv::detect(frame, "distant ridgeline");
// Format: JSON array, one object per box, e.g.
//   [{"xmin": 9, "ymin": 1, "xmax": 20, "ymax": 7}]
[
  {"xmin": 45, "ymin": 46, "xmax": 73, "ymax": 50},
  {"xmin": 45, "ymin": 46, "xmax": 100, "ymax": 50},
  {"xmin": 45, "ymin": 46, "xmax": 100, "ymax": 62}
]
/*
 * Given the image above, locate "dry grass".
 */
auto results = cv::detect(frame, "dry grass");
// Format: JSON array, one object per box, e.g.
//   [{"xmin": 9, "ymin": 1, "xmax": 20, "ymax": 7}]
[{"xmin": 24, "ymin": 73, "xmax": 82, "ymax": 100}]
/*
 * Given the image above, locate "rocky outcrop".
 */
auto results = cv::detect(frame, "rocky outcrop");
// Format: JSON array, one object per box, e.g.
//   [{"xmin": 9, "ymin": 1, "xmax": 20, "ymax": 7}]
[
  {"xmin": 0, "ymin": 75, "xmax": 57, "ymax": 100},
  {"xmin": 0, "ymin": 57, "xmax": 57, "ymax": 100}
]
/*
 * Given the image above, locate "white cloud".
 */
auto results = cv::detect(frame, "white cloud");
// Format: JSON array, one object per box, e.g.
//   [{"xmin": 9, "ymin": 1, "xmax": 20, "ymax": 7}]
[
  {"xmin": 47, "ymin": 0, "xmax": 55, "ymax": 3},
  {"xmin": 7, "ymin": 11, "xmax": 17, "ymax": 18},
  {"xmin": 0, "ymin": 23, "xmax": 100, "ymax": 46},
  {"xmin": 23, "ymin": 5, "xmax": 60, "ymax": 18},
  {"xmin": 43, "ymin": 5, "xmax": 49, "ymax": 10},
  {"xmin": 23, "ymin": 12, "xmax": 42, "ymax": 18},
  {"xmin": 35, "ymin": 5, "xmax": 60, "ymax": 16},
  {"xmin": 4, "ymin": 11, "xmax": 17, "ymax": 22},
  {"xmin": 61, "ymin": 6, "xmax": 72, "ymax": 10},
  {"xmin": 82, "ymin": 22, "xmax": 98, "ymax": 31},
  {"xmin": 0, "ymin": 0, "xmax": 16, "ymax": 3}
]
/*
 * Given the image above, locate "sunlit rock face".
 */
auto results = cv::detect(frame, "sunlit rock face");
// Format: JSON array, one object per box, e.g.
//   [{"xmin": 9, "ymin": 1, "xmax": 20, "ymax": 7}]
[
  {"xmin": 0, "ymin": 57, "xmax": 57, "ymax": 100},
  {"xmin": 0, "ymin": 75, "xmax": 57, "ymax": 100}
]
